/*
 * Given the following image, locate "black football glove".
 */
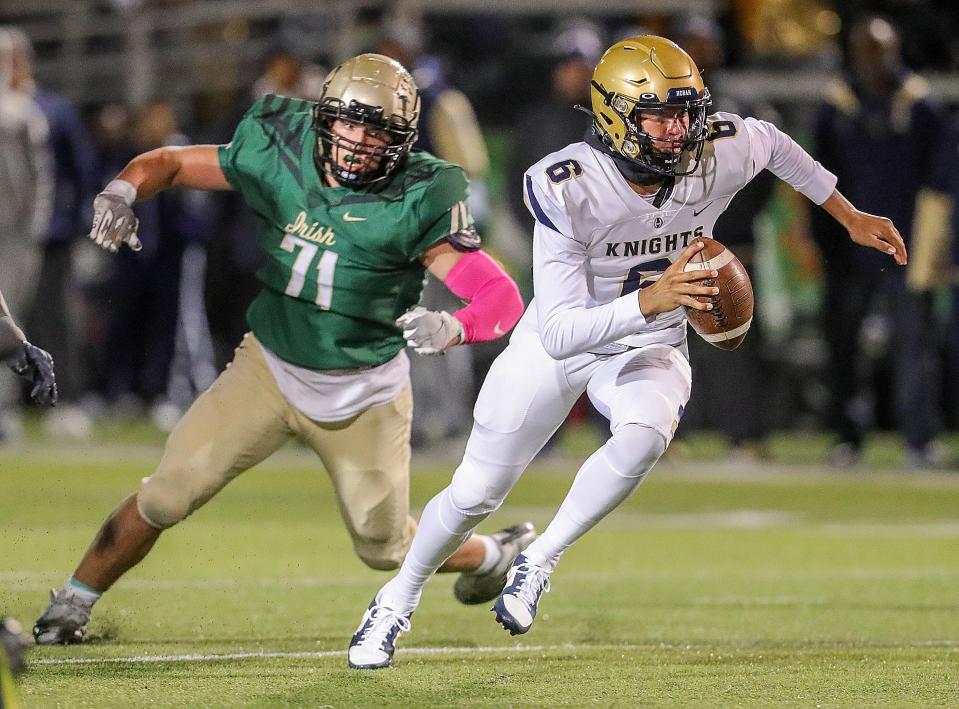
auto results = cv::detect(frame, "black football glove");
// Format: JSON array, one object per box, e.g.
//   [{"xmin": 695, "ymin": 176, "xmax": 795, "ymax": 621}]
[{"xmin": 9, "ymin": 341, "xmax": 58, "ymax": 406}]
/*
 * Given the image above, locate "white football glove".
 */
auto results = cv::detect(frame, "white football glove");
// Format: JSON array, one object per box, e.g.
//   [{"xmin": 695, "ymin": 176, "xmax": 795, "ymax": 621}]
[
  {"xmin": 396, "ymin": 306, "xmax": 465, "ymax": 355},
  {"xmin": 89, "ymin": 180, "xmax": 142, "ymax": 253}
]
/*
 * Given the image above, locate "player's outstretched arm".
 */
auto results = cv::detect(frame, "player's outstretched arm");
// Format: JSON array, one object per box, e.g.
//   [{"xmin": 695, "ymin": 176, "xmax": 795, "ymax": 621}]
[
  {"xmin": 820, "ymin": 189, "xmax": 907, "ymax": 266},
  {"xmin": 0, "ymin": 288, "xmax": 58, "ymax": 406},
  {"xmin": 396, "ymin": 242, "xmax": 524, "ymax": 355},
  {"xmin": 89, "ymin": 145, "xmax": 230, "ymax": 253},
  {"xmin": 0, "ymin": 290, "xmax": 26, "ymax": 360}
]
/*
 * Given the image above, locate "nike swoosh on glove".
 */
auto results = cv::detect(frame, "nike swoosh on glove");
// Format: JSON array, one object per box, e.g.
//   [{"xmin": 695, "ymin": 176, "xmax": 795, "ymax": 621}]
[
  {"xmin": 395, "ymin": 307, "xmax": 465, "ymax": 355},
  {"xmin": 89, "ymin": 184, "xmax": 142, "ymax": 253}
]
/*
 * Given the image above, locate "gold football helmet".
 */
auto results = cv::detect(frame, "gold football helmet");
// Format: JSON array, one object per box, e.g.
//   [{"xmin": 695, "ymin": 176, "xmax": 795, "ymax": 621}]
[
  {"xmin": 588, "ymin": 35, "xmax": 711, "ymax": 176},
  {"xmin": 314, "ymin": 53, "xmax": 421, "ymax": 186}
]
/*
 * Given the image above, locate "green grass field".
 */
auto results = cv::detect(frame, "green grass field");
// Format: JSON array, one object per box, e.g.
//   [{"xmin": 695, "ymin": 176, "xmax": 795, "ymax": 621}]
[{"xmin": 2, "ymin": 434, "xmax": 958, "ymax": 707}]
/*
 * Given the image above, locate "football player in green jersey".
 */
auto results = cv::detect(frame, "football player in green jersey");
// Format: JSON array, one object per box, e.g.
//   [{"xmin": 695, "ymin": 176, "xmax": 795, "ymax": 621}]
[{"xmin": 34, "ymin": 54, "xmax": 530, "ymax": 645}]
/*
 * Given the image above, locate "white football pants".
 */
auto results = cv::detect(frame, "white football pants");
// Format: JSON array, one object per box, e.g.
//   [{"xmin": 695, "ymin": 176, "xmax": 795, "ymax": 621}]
[{"xmin": 382, "ymin": 328, "xmax": 691, "ymax": 611}]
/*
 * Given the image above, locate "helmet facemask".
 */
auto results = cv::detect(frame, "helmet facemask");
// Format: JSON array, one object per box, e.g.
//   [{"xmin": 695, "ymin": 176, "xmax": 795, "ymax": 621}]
[
  {"xmin": 595, "ymin": 82, "xmax": 711, "ymax": 177},
  {"xmin": 314, "ymin": 100, "xmax": 417, "ymax": 187},
  {"xmin": 313, "ymin": 53, "xmax": 420, "ymax": 187}
]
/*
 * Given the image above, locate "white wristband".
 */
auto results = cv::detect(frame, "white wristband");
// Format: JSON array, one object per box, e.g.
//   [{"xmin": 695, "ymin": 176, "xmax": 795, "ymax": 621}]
[{"xmin": 103, "ymin": 179, "xmax": 138, "ymax": 207}]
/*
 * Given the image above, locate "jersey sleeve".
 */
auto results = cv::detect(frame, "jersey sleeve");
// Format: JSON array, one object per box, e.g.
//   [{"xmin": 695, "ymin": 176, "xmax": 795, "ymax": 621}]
[
  {"xmin": 532, "ymin": 221, "xmax": 648, "ymax": 360},
  {"xmin": 217, "ymin": 96, "xmax": 281, "ymax": 218},
  {"xmin": 411, "ymin": 165, "xmax": 479, "ymax": 257},
  {"xmin": 743, "ymin": 116, "xmax": 837, "ymax": 205},
  {"xmin": 524, "ymin": 168, "xmax": 647, "ymax": 359},
  {"xmin": 523, "ymin": 170, "xmax": 575, "ymax": 238}
]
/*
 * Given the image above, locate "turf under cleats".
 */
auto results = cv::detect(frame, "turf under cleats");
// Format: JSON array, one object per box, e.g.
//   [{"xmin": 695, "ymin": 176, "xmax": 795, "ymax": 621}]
[
  {"xmin": 491, "ymin": 554, "xmax": 551, "ymax": 636},
  {"xmin": 348, "ymin": 595, "xmax": 412, "ymax": 670},
  {"xmin": 453, "ymin": 521, "xmax": 537, "ymax": 605},
  {"xmin": 33, "ymin": 589, "xmax": 91, "ymax": 645}
]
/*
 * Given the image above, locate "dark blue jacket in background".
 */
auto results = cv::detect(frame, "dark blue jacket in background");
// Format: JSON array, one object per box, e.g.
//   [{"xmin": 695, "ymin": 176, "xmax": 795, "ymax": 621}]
[
  {"xmin": 33, "ymin": 90, "xmax": 98, "ymax": 245},
  {"xmin": 813, "ymin": 74, "xmax": 953, "ymax": 272}
]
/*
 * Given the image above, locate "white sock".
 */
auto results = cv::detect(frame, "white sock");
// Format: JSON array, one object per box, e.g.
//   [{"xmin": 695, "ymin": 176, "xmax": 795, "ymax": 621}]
[
  {"xmin": 471, "ymin": 535, "xmax": 503, "ymax": 575},
  {"xmin": 64, "ymin": 577, "xmax": 102, "ymax": 608},
  {"xmin": 380, "ymin": 487, "xmax": 485, "ymax": 612},
  {"xmin": 524, "ymin": 424, "xmax": 666, "ymax": 572}
]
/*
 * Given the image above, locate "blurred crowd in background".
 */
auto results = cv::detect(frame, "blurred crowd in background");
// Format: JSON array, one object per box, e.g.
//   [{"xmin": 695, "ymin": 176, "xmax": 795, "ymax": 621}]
[{"xmin": 2, "ymin": 0, "xmax": 959, "ymax": 469}]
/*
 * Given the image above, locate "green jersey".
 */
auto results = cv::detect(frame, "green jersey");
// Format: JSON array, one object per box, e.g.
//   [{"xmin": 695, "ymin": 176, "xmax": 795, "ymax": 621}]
[{"xmin": 218, "ymin": 94, "xmax": 474, "ymax": 370}]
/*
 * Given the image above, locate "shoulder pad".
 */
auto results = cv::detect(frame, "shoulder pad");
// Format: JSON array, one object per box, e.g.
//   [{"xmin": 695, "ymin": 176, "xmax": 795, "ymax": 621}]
[{"xmin": 446, "ymin": 225, "xmax": 482, "ymax": 252}]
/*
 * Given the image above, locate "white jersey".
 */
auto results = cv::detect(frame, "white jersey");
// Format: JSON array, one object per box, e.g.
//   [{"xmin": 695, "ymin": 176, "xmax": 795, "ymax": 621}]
[{"xmin": 519, "ymin": 112, "xmax": 837, "ymax": 359}]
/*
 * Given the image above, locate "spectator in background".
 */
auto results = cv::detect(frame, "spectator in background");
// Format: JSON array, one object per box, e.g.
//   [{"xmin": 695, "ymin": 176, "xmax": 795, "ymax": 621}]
[
  {"xmin": 252, "ymin": 46, "xmax": 326, "ymax": 101},
  {"xmin": 379, "ymin": 21, "xmax": 492, "ymax": 447},
  {"xmin": 506, "ymin": 21, "xmax": 604, "ymax": 248},
  {"xmin": 669, "ymin": 14, "xmax": 780, "ymax": 461},
  {"xmin": 5, "ymin": 27, "xmax": 98, "ymax": 440},
  {"xmin": 101, "ymin": 99, "xmax": 212, "ymax": 416},
  {"xmin": 813, "ymin": 16, "xmax": 953, "ymax": 468},
  {"xmin": 84, "ymin": 104, "xmax": 135, "ymax": 400},
  {"xmin": 92, "ymin": 104, "xmax": 135, "ymax": 186},
  {"xmin": 0, "ymin": 27, "xmax": 52, "ymax": 443}
]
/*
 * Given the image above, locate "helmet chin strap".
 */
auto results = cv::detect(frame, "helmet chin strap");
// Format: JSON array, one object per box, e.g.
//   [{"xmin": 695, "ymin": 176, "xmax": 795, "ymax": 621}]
[{"xmin": 583, "ymin": 128, "xmax": 667, "ymax": 187}]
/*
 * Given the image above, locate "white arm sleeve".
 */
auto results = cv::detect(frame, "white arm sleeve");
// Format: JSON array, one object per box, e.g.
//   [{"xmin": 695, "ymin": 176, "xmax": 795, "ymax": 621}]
[
  {"xmin": 745, "ymin": 117, "xmax": 837, "ymax": 205},
  {"xmin": 533, "ymin": 222, "xmax": 648, "ymax": 360}
]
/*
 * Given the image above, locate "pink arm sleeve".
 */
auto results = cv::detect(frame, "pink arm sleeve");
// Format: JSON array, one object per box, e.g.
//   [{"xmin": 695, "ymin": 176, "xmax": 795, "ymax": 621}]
[{"xmin": 443, "ymin": 250, "xmax": 525, "ymax": 343}]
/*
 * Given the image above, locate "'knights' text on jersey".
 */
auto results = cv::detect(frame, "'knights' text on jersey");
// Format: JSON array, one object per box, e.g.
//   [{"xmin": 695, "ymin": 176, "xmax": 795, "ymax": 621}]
[{"xmin": 520, "ymin": 113, "xmax": 837, "ymax": 357}]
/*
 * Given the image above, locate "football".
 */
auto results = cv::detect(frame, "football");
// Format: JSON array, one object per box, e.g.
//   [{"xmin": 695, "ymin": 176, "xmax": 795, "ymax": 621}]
[{"xmin": 683, "ymin": 237, "xmax": 753, "ymax": 350}]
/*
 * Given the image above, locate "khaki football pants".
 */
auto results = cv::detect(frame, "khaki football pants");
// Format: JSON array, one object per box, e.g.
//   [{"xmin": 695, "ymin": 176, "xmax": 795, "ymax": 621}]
[{"xmin": 137, "ymin": 332, "xmax": 416, "ymax": 570}]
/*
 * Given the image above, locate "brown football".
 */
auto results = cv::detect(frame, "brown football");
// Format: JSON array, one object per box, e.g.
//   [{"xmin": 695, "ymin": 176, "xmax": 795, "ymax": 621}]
[{"xmin": 683, "ymin": 237, "xmax": 754, "ymax": 351}]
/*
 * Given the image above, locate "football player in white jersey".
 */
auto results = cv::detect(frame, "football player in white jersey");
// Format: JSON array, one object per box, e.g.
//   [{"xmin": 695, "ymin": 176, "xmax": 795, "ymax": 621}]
[{"xmin": 347, "ymin": 35, "xmax": 906, "ymax": 669}]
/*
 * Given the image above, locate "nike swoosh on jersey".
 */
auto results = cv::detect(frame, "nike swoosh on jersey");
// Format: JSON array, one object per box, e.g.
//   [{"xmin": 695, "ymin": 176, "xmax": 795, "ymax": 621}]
[
  {"xmin": 493, "ymin": 321, "xmax": 506, "ymax": 336},
  {"xmin": 692, "ymin": 200, "xmax": 715, "ymax": 217},
  {"xmin": 342, "ymin": 212, "xmax": 367, "ymax": 222}
]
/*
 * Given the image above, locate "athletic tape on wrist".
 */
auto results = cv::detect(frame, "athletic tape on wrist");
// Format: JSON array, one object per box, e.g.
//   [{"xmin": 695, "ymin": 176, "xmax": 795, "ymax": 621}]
[{"xmin": 103, "ymin": 179, "xmax": 137, "ymax": 206}]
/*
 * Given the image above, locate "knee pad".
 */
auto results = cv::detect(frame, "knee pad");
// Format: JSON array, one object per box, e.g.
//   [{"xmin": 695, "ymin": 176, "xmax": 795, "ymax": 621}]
[
  {"xmin": 137, "ymin": 474, "xmax": 193, "ymax": 529},
  {"xmin": 603, "ymin": 423, "xmax": 666, "ymax": 479},
  {"xmin": 353, "ymin": 515, "xmax": 414, "ymax": 571},
  {"xmin": 354, "ymin": 532, "xmax": 408, "ymax": 570},
  {"xmin": 447, "ymin": 457, "xmax": 518, "ymax": 517}
]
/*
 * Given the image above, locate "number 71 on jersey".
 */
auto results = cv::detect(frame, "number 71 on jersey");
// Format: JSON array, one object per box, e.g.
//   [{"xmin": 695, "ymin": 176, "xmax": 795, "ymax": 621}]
[{"xmin": 280, "ymin": 235, "xmax": 339, "ymax": 310}]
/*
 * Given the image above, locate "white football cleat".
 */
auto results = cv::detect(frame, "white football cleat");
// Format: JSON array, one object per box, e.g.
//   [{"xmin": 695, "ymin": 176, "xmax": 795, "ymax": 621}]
[
  {"xmin": 348, "ymin": 595, "xmax": 412, "ymax": 670},
  {"xmin": 491, "ymin": 554, "xmax": 551, "ymax": 636},
  {"xmin": 33, "ymin": 589, "xmax": 91, "ymax": 645},
  {"xmin": 454, "ymin": 522, "xmax": 537, "ymax": 605}
]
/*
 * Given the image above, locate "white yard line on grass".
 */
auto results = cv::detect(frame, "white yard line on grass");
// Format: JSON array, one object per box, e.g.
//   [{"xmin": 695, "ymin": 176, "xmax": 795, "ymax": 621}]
[
  {"xmin": 31, "ymin": 639, "xmax": 959, "ymax": 666},
  {"xmin": 32, "ymin": 644, "xmax": 570, "ymax": 665}
]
